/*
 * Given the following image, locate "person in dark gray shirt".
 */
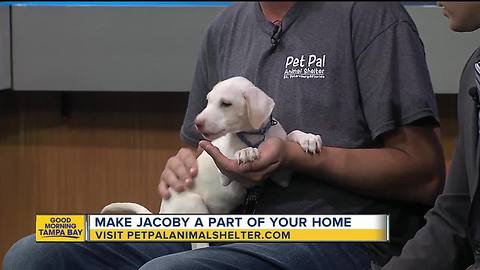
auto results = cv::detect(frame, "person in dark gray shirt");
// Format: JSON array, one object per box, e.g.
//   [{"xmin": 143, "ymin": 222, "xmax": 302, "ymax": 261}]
[{"xmin": 3, "ymin": 2, "xmax": 445, "ymax": 270}]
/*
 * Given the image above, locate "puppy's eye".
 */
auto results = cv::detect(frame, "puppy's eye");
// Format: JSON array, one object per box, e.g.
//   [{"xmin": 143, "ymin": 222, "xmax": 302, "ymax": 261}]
[{"xmin": 220, "ymin": 101, "xmax": 232, "ymax": 107}]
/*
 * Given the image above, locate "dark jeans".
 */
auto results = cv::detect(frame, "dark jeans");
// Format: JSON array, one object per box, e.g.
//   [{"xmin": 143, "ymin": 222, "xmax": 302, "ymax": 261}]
[{"xmin": 3, "ymin": 234, "xmax": 375, "ymax": 270}]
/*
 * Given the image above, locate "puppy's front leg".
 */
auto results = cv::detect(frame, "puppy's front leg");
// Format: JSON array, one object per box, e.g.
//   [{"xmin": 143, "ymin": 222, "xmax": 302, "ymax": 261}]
[
  {"xmin": 218, "ymin": 148, "xmax": 258, "ymax": 186},
  {"xmin": 219, "ymin": 147, "xmax": 258, "ymax": 186},
  {"xmin": 287, "ymin": 130, "xmax": 322, "ymax": 154},
  {"xmin": 235, "ymin": 147, "xmax": 260, "ymax": 164}
]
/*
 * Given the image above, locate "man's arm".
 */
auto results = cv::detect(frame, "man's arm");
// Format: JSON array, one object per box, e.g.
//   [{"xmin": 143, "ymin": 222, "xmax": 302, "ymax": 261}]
[
  {"xmin": 284, "ymin": 123, "xmax": 445, "ymax": 205},
  {"xmin": 380, "ymin": 134, "xmax": 473, "ymax": 269},
  {"xmin": 200, "ymin": 120, "xmax": 444, "ymax": 205}
]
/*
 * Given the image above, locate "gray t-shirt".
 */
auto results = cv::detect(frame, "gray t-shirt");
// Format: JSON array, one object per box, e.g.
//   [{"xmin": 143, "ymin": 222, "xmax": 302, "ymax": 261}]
[{"xmin": 180, "ymin": 1, "xmax": 439, "ymax": 264}]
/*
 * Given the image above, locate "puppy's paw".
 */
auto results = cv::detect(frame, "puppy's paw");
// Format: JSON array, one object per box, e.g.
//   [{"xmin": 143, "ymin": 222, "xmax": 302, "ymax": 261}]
[
  {"xmin": 235, "ymin": 147, "xmax": 259, "ymax": 164},
  {"xmin": 287, "ymin": 130, "xmax": 322, "ymax": 154}
]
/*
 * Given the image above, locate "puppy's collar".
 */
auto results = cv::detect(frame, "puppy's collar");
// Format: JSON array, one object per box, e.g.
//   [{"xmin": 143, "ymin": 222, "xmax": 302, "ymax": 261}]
[{"xmin": 237, "ymin": 115, "xmax": 277, "ymax": 148}]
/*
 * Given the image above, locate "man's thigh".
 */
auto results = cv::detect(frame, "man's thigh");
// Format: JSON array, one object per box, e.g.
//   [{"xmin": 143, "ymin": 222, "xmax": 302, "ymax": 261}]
[
  {"xmin": 3, "ymin": 234, "xmax": 191, "ymax": 270},
  {"xmin": 139, "ymin": 242, "xmax": 375, "ymax": 270}
]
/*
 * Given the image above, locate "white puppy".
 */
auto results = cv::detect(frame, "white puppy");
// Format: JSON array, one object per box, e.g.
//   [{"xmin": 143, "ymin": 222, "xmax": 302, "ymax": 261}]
[{"xmin": 101, "ymin": 77, "xmax": 322, "ymax": 247}]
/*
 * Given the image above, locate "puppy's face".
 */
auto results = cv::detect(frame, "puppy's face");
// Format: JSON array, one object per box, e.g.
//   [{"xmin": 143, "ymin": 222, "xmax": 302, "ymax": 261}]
[{"xmin": 194, "ymin": 77, "xmax": 274, "ymax": 141}]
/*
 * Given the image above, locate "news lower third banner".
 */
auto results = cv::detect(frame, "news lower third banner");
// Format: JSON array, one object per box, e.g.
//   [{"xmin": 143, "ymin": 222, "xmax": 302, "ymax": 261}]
[{"xmin": 36, "ymin": 214, "xmax": 389, "ymax": 242}]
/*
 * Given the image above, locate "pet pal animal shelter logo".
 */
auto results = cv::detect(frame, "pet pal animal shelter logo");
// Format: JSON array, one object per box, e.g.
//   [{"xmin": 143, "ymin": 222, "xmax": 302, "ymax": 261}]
[{"xmin": 283, "ymin": 53, "xmax": 326, "ymax": 79}]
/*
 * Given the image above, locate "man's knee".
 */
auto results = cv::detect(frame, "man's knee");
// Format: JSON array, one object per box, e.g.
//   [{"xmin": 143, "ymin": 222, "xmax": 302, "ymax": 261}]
[{"xmin": 3, "ymin": 234, "xmax": 73, "ymax": 270}]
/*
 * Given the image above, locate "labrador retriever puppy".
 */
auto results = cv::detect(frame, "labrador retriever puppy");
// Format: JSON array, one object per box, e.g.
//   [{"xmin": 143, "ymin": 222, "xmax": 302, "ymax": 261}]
[{"xmin": 101, "ymin": 77, "xmax": 322, "ymax": 247}]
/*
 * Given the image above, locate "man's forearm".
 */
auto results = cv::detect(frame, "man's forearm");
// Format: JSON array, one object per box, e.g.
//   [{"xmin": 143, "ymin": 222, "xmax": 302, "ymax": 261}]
[{"xmin": 284, "ymin": 138, "xmax": 444, "ymax": 205}]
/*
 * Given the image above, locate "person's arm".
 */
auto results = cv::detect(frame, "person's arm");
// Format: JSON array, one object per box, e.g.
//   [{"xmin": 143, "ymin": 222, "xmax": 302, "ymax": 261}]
[
  {"xmin": 284, "ymin": 124, "xmax": 445, "ymax": 205},
  {"xmin": 201, "ymin": 122, "xmax": 444, "ymax": 205},
  {"xmin": 342, "ymin": 4, "xmax": 447, "ymax": 205},
  {"xmin": 380, "ymin": 133, "xmax": 473, "ymax": 269}
]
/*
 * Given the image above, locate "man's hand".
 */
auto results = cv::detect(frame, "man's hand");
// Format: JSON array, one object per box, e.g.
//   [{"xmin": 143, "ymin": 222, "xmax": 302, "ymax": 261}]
[
  {"xmin": 158, "ymin": 147, "xmax": 198, "ymax": 199},
  {"xmin": 199, "ymin": 137, "xmax": 289, "ymax": 188}
]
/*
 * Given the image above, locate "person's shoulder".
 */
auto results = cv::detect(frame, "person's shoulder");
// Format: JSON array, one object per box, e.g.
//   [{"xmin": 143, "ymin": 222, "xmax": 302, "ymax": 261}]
[
  {"xmin": 472, "ymin": 47, "xmax": 480, "ymax": 61},
  {"xmin": 198, "ymin": 3, "xmax": 252, "ymax": 56},
  {"xmin": 462, "ymin": 46, "xmax": 480, "ymax": 70},
  {"xmin": 206, "ymin": 2, "xmax": 252, "ymax": 35},
  {"xmin": 349, "ymin": 1, "xmax": 420, "ymax": 48},
  {"xmin": 457, "ymin": 46, "xmax": 480, "ymax": 123},
  {"xmin": 351, "ymin": 2, "xmax": 416, "ymax": 29},
  {"xmin": 460, "ymin": 46, "xmax": 480, "ymax": 79},
  {"xmin": 352, "ymin": 2, "xmax": 411, "ymax": 19}
]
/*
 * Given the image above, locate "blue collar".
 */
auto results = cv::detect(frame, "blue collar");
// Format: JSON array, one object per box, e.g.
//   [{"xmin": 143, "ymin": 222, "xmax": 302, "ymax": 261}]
[{"xmin": 237, "ymin": 116, "xmax": 277, "ymax": 148}]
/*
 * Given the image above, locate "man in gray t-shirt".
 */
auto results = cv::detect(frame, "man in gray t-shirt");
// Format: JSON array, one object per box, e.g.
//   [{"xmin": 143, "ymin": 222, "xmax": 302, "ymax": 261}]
[
  {"xmin": 3, "ymin": 2, "xmax": 445, "ymax": 270},
  {"xmin": 161, "ymin": 1, "xmax": 443, "ymax": 268},
  {"xmin": 182, "ymin": 0, "xmax": 443, "ymax": 263}
]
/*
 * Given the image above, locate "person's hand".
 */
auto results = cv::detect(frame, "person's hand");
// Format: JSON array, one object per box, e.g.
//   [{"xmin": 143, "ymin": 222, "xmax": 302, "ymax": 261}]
[
  {"xmin": 199, "ymin": 137, "xmax": 289, "ymax": 188},
  {"xmin": 158, "ymin": 147, "xmax": 198, "ymax": 199}
]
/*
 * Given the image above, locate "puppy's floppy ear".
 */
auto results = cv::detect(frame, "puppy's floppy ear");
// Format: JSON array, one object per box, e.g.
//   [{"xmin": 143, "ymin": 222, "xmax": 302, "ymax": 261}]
[{"xmin": 243, "ymin": 86, "xmax": 275, "ymax": 130}]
